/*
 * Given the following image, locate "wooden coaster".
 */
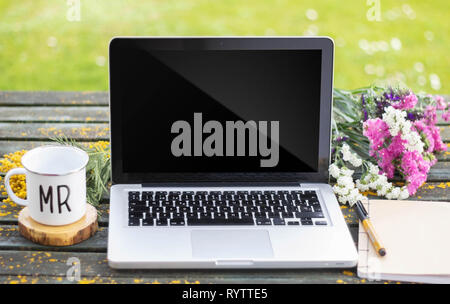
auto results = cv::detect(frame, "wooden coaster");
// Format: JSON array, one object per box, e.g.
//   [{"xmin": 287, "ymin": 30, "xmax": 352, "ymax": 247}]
[{"xmin": 18, "ymin": 204, "xmax": 98, "ymax": 246}]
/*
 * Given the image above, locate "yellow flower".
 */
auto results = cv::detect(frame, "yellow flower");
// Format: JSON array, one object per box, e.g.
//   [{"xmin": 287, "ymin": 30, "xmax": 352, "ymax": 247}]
[{"xmin": 0, "ymin": 150, "xmax": 27, "ymax": 203}]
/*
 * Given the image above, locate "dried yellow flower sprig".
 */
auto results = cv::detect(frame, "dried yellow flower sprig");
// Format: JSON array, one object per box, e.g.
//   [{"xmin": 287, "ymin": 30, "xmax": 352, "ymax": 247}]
[
  {"xmin": 52, "ymin": 137, "xmax": 111, "ymax": 207},
  {"xmin": 0, "ymin": 150, "xmax": 28, "ymax": 205}
]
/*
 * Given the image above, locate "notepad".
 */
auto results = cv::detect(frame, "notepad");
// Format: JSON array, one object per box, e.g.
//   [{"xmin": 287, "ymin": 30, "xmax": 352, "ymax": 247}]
[{"xmin": 357, "ymin": 199, "xmax": 450, "ymax": 284}]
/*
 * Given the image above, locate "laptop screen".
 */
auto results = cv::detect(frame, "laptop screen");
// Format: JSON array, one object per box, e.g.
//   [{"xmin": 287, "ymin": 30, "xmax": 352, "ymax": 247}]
[{"xmin": 112, "ymin": 47, "xmax": 323, "ymax": 173}]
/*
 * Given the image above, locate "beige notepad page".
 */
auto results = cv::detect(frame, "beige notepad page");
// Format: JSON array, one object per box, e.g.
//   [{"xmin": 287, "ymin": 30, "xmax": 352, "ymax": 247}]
[{"xmin": 357, "ymin": 200, "xmax": 450, "ymax": 283}]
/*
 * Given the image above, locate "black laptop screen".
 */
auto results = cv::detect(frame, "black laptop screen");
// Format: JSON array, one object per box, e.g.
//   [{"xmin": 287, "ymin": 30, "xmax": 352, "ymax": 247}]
[{"xmin": 112, "ymin": 48, "xmax": 322, "ymax": 173}]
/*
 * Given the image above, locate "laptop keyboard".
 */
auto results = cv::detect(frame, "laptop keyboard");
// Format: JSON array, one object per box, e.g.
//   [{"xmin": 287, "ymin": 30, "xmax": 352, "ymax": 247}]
[{"xmin": 128, "ymin": 190, "xmax": 327, "ymax": 227}]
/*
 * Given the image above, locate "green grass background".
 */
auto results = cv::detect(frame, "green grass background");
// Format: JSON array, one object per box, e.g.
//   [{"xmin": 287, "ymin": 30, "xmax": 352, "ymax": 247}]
[{"xmin": 0, "ymin": 0, "xmax": 448, "ymax": 92}]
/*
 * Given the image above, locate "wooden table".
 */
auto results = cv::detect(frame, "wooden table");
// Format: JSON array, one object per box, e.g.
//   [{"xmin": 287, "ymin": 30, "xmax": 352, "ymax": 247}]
[{"xmin": 0, "ymin": 91, "xmax": 448, "ymax": 284}]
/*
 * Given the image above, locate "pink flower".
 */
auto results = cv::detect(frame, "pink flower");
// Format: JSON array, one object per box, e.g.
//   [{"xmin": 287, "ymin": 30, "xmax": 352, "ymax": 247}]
[
  {"xmin": 401, "ymin": 151, "xmax": 430, "ymax": 195},
  {"xmin": 413, "ymin": 120, "xmax": 434, "ymax": 152},
  {"xmin": 435, "ymin": 95, "xmax": 447, "ymax": 110},
  {"xmin": 392, "ymin": 92, "xmax": 418, "ymax": 110},
  {"xmin": 429, "ymin": 124, "xmax": 447, "ymax": 152},
  {"xmin": 377, "ymin": 135, "xmax": 406, "ymax": 178},
  {"xmin": 363, "ymin": 118, "xmax": 390, "ymax": 155},
  {"xmin": 442, "ymin": 109, "xmax": 450, "ymax": 122},
  {"xmin": 424, "ymin": 105, "xmax": 437, "ymax": 125}
]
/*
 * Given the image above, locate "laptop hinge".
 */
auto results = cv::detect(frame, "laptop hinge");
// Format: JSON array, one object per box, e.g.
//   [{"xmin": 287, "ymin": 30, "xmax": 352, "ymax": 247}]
[{"xmin": 142, "ymin": 181, "xmax": 301, "ymax": 188}]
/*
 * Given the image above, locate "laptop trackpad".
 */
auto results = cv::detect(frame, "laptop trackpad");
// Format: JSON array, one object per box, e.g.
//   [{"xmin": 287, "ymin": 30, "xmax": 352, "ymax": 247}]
[{"xmin": 191, "ymin": 230, "xmax": 274, "ymax": 259}]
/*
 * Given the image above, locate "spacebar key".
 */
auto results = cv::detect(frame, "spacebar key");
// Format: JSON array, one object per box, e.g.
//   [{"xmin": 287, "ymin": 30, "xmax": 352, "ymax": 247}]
[{"xmin": 188, "ymin": 218, "xmax": 254, "ymax": 226}]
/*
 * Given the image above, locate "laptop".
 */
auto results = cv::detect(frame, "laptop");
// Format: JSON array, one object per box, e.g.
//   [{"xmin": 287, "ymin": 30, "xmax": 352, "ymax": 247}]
[{"xmin": 107, "ymin": 37, "xmax": 358, "ymax": 269}]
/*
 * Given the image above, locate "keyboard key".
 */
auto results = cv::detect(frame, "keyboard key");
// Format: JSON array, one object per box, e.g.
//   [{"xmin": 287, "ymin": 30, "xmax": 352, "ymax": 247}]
[
  {"xmin": 166, "ymin": 206, "xmax": 177, "ymax": 212},
  {"xmin": 128, "ymin": 218, "xmax": 140, "ymax": 226},
  {"xmin": 153, "ymin": 207, "xmax": 164, "ymax": 213},
  {"xmin": 254, "ymin": 212, "xmax": 267, "ymax": 218},
  {"xmin": 301, "ymin": 219, "xmax": 313, "ymax": 225},
  {"xmin": 227, "ymin": 212, "xmax": 240, "ymax": 219},
  {"xmin": 300, "ymin": 206, "xmax": 313, "ymax": 212},
  {"xmin": 129, "ymin": 201, "xmax": 146, "ymax": 207},
  {"xmin": 272, "ymin": 218, "xmax": 285, "ymax": 225},
  {"xmin": 295, "ymin": 212, "xmax": 324, "ymax": 218},
  {"xmin": 274, "ymin": 206, "xmax": 285, "ymax": 212},
  {"xmin": 142, "ymin": 219, "xmax": 154, "ymax": 226},
  {"xmin": 260, "ymin": 206, "xmax": 272, "ymax": 212},
  {"xmin": 281, "ymin": 212, "xmax": 294, "ymax": 218},
  {"xmin": 170, "ymin": 218, "xmax": 185, "ymax": 226},
  {"xmin": 188, "ymin": 218, "xmax": 254, "ymax": 226},
  {"xmin": 156, "ymin": 219, "xmax": 168, "ymax": 226},
  {"xmin": 214, "ymin": 212, "xmax": 226, "ymax": 219},
  {"xmin": 129, "ymin": 206, "xmax": 148, "ymax": 213},
  {"xmin": 129, "ymin": 211, "xmax": 144, "ymax": 219},
  {"xmin": 144, "ymin": 212, "xmax": 157, "ymax": 218},
  {"xmin": 250, "ymin": 191, "xmax": 262, "ymax": 195},
  {"xmin": 287, "ymin": 221, "xmax": 300, "ymax": 225},
  {"xmin": 256, "ymin": 219, "xmax": 272, "ymax": 225},
  {"xmin": 268, "ymin": 212, "xmax": 280, "ymax": 218},
  {"xmin": 313, "ymin": 206, "xmax": 322, "ymax": 212},
  {"xmin": 200, "ymin": 212, "xmax": 211, "ymax": 219},
  {"xmin": 315, "ymin": 221, "xmax": 327, "ymax": 225},
  {"xmin": 187, "ymin": 212, "xmax": 198, "ymax": 219},
  {"xmin": 172, "ymin": 212, "xmax": 184, "ymax": 218}
]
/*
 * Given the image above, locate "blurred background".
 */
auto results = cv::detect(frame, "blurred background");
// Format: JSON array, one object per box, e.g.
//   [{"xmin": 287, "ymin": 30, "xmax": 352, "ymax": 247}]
[{"xmin": 0, "ymin": 0, "xmax": 448, "ymax": 92}]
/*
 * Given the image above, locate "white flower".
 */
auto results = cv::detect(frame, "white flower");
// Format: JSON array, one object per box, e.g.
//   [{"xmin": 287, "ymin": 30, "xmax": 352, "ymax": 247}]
[
  {"xmin": 350, "ymin": 157, "xmax": 362, "ymax": 167},
  {"xmin": 376, "ymin": 182, "xmax": 392, "ymax": 196},
  {"xmin": 340, "ymin": 167, "xmax": 354, "ymax": 177},
  {"xmin": 356, "ymin": 179, "xmax": 370, "ymax": 191},
  {"xmin": 403, "ymin": 131, "xmax": 424, "ymax": 153},
  {"xmin": 369, "ymin": 163, "xmax": 379, "ymax": 175},
  {"xmin": 390, "ymin": 187, "xmax": 401, "ymax": 199},
  {"xmin": 399, "ymin": 187, "xmax": 409, "ymax": 200},
  {"xmin": 333, "ymin": 184, "xmax": 350, "ymax": 196},
  {"xmin": 383, "ymin": 106, "xmax": 408, "ymax": 137},
  {"xmin": 337, "ymin": 175, "xmax": 353, "ymax": 188},
  {"xmin": 329, "ymin": 163, "xmax": 340, "ymax": 179},
  {"xmin": 341, "ymin": 144, "xmax": 363, "ymax": 167},
  {"xmin": 382, "ymin": 106, "xmax": 425, "ymax": 154}
]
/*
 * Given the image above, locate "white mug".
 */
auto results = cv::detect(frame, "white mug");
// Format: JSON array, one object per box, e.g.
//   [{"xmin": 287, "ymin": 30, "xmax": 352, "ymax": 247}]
[{"xmin": 4, "ymin": 145, "xmax": 89, "ymax": 226}]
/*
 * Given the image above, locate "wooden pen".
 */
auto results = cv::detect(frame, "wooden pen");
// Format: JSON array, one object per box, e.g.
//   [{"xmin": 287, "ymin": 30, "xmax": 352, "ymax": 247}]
[{"xmin": 355, "ymin": 200, "xmax": 386, "ymax": 257}]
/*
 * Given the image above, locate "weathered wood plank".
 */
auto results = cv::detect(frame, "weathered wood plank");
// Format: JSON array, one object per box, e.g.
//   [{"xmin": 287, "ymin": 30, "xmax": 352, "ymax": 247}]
[
  {"xmin": 0, "ymin": 225, "xmax": 107, "ymax": 253},
  {"xmin": 0, "ymin": 249, "xmax": 373, "ymax": 284},
  {"xmin": 0, "ymin": 202, "xmax": 109, "ymax": 225},
  {"xmin": 0, "ymin": 123, "xmax": 109, "ymax": 141},
  {"xmin": 0, "ymin": 107, "xmax": 108, "ymax": 122},
  {"xmin": 0, "ymin": 91, "xmax": 108, "ymax": 106},
  {"xmin": 440, "ymin": 125, "xmax": 450, "ymax": 141},
  {"xmin": 0, "ymin": 141, "xmax": 106, "ymax": 156}
]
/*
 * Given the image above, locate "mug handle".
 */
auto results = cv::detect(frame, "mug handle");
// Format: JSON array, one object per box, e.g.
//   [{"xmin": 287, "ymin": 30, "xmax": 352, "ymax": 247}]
[{"xmin": 4, "ymin": 168, "xmax": 28, "ymax": 206}]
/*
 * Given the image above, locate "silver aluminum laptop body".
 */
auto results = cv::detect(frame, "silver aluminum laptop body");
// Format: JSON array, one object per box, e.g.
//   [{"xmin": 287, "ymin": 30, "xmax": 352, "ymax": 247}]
[{"xmin": 107, "ymin": 37, "xmax": 358, "ymax": 269}]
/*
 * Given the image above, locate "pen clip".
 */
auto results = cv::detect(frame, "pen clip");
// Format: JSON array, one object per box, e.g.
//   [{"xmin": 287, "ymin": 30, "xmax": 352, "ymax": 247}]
[{"xmin": 356, "ymin": 200, "xmax": 368, "ymax": 217}]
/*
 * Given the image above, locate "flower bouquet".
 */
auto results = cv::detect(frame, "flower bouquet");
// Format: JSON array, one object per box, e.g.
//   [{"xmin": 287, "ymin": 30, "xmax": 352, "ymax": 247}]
[{"xmin": 331, "ymin": 86, "xmax": 449, "ymax": 205}]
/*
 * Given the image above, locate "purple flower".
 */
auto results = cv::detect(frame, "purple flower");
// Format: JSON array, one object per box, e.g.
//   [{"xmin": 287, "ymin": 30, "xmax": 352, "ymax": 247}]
[
  {"xmin": 336, "ymin": 136, "xmax": 349, "ymax": 142},
  {"xmin": 407, "ymin": 112, "xmax": 414, "ymax": 120}
]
